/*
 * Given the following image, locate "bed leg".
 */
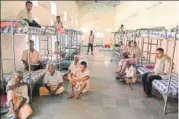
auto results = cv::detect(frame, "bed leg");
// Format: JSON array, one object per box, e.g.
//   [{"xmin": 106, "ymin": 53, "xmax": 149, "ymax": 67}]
[{"xmin": 163, "ymin": 94, "xmax": 167, "ymax": 115}]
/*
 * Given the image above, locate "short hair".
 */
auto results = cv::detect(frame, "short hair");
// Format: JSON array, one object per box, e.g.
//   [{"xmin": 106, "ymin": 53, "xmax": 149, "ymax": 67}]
[
  {"xmin": 156, "ymin": 48, "xmax": 164, "ymax": 52},
  {"xmin": 56, "ymin": 16, "xmax": 60, "ymax": 18},
  {"xmin": 29, "ymin": 40, "xmax": 34, "ymax": 43},
  {"xmin": 48, "ymin": 64, "xmax": 55, "ymax": 69},
  {"xmin": 133, "ymin": 41, "xmax": 137, "ymax": 45},
  {"xmin": 14, "ymin": 71, "xmax": 23, "ymax": 79},
  {"xmin": 80, "ymin": 61, "xmax": 87, "ymax": 67},
  {"xmin": 26, "ymin": 1, "xmax": 33, "ymax": 5},
  {"xmin": 90, "ymin": 30, "xmax": 93, "ymax": 33}
]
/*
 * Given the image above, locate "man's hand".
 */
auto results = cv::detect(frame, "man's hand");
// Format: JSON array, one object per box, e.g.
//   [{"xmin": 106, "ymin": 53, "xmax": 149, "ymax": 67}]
[{"xmin": 148, "ymin": 72, "xmax": 154, "ymax": 77}]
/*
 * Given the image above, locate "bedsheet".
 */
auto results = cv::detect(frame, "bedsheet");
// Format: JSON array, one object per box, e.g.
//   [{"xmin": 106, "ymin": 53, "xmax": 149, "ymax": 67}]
[{"xmin": 3, "ymin": 69, "xmax": 47, "ymax": 84}]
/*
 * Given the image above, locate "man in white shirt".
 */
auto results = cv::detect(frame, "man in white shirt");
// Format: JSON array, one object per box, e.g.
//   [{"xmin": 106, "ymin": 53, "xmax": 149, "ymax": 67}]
[
  {"xmin": 116, "ymin": 61, "xmax": 136, "ymax": 84},
  {"xmin": 17, "ymin": 1, "xmax": 41, "ymax": 28},
  {"xmin": 142, "ymin": 48, "xmax": 171, "ymax": 97},
  {"xmin": 63, "ymin": 56, "xmax": 80, "ymax": 81},
  {"xmin": 68, "ymin": 61, "xmax": 90, "ymax": 99},
  {"xmin": 39, "ymin": 64, "xmax": 65, "ymax": 96},
  {"xmin": 87, "ymin": 30, "xmax": 94, "ymax": 55},
  {"xmin": 21, "ymin": 40, "xmax": 42, "ymax": 71},
  {"xmin": 6, "ymin": 71, "xmax": 32, "ymax": 119}
]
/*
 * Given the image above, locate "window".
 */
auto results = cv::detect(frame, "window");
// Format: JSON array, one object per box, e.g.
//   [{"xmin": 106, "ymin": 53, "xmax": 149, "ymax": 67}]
[
  {"xmin": 31, "ymin": 1, "xmax": 38, "ymax": 7},
  {"xmin": 50, "ymin": 1, "xmax": 56, "ymax": 16},
  {"xmin": 26, "ymin": 1, "xmax": 38, "ymax": 7},
  {"xmin": 71, "ymin": 16, "xmax": 74, "ymax": 24},
  {"xmin": 34, "ymin": 17, "xmax": 38, "ymax": 22},
  {"xmin": 64, "ymin": 11, "xmax": 67, "ymax": 21}
]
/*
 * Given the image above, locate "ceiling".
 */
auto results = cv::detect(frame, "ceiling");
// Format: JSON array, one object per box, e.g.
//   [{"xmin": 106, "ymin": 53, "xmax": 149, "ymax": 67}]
[{"xmin": 76, "ymin": 1, "xmax": 120, "ymax": 7}]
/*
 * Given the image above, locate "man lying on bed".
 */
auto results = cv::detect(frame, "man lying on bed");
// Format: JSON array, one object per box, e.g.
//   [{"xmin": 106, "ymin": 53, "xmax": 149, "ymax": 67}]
[
  {"xmin": 6, "ymin": 71, "xmax": 32, "ymax": 119},
  {"xmin": 21, "ymin": 40, "xmax": 43, "ymax": 71},
  {"xmin": 39, "ymin": 64, "xmax": 65, "ymax": 96}
]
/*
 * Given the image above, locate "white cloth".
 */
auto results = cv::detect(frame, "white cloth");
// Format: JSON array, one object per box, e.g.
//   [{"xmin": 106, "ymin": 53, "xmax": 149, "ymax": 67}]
[
  {"xmin": 6, "ymin": 79, "xmax": 29, "ymax": 103},
  {"xmin": 17, "ymin": 8, "xmax": 33, "ymax": 21},
  {"xmin": 21, "ymin": 50, "xmax": 41, "ymax": 65},
  {"xmin": 89, "ymin": 35, "xmax": 94, "ymax": 44},
  {"xmin": 44, "ymin": 71, "xmax": 63, "ymax": 86},
  {"xmin": 125, "ymin": 65, "xmax": 137, "ymax": 83},
  {"xmin": 73, "ymin": 69, "xmax": 90, "ymax": 92},
  {"xmin": 69, "ymin": 61, "xmax": 79, "ymax": 73}
]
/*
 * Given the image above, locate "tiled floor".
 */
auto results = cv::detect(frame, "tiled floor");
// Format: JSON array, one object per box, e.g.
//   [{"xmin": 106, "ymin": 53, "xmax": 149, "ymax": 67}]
[{"xmin": 1, "ymin": 47, "xmax": 178, "ymax": 119}]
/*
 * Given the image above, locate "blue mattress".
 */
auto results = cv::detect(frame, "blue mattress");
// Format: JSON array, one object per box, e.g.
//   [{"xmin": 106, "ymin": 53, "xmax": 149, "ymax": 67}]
[
  {"xmin": 153, "ymin": 73, "xmax": 178, "ymax": 97},
  {"xmin": 137, "ymin": 66, "xmax": 178, "ymax": 97},
  {"xmin": 3, "ymin": 69, "xmax": 47, "ymax": 84}
]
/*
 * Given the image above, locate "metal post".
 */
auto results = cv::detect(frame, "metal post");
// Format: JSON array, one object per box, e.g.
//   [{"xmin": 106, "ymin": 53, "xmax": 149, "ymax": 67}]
[
  {"xmin": 0, "ymin": 28, "xmax": 4, "ymax": 94},
  {"xmin": 27, "ymin": 25, "xmax": 32, "ymax": 101},
  {"xmin": 11, "ymin": 21, "xmax": 16, "ymax": 72},
  {"xmin": 51, "ymin": 36, "xmax": 53, "ymax": 61},
  {"xmin": 147, "ymin": 29, "xmax": 150, "ymax": 64},
  {"xmin": 163, "ymin": 26, "xmax": 177, "ymax": 114}
]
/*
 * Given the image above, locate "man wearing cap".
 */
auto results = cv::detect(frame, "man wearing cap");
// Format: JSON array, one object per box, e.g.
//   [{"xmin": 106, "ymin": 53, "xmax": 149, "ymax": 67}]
[
  {"xmin": 6, "ymin": 71, "xmax": 32, "ymax": 119},
  {"xmin": 21, "ymin": 40, "xmax": 42, "ymax": 71},
  {"xmin": 39, "ymin": 64, "xmax": 65, "ymax": 96}
]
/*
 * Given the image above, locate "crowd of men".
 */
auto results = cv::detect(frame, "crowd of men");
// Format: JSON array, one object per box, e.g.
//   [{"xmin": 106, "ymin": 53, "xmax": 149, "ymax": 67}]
[
  {"xmin": 5, "ymin": 39, "xmax": 90, "ymax": 119},
  {"xmin": 113, "ymin": 39, "xmax": 171, "ymax": 97},
  {"xmin": 4, "ymin": 1, "xmax": 172, "ymax": 118}
]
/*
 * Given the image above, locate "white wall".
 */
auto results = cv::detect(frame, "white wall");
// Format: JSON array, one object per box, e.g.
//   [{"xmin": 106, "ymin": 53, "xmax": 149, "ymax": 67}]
[
  {"xmin": 115, "ymin": 1, "xmax": 179, "ymax": 29},
  {"xmin": 115, "ymin": 1, "xmax": 179, "ymax": 72},
  {"xmin": 1, "ymin": 1, "xmax": 79, "ymax": 28},
  {"xmin": 79, "ymin": 4, "xmax": 115, "ymax": 45}
]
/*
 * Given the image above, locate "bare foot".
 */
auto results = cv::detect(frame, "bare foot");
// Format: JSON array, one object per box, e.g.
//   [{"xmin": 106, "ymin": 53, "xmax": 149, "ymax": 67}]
[
  {"xmin": 68, "ymin": 94, "xmax": 75, "ymax": 99},
  {"xmin": 76, "ymin": 94, "xmax": 81, "ymax": 100},
  {"xmin": 142, "ymin": 92, "xmax": 148, "ymax": 98}
]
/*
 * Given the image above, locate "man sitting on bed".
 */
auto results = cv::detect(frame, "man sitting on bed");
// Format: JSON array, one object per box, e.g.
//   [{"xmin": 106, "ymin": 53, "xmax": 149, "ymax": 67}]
[
  {"xmin": 39, "ymin": 64, "xmax": 65, "ymax": 96},
  {"xmin": 142, "ymin": 48, "xmax": 171, "ymax": 97},
  {"xmin": 21, "ymin": 40, "xmax": 43, "ymax": 71},
  {"xmin": 17, "ymin": 1, "xmax": 41, "ymax": 28},
  {"xmin": 68, "ymin": 61, "xmax": 90, "ymax": 99},
  {"xmin": 6, "ymin": 71, "xmax": 32, "ymax": 119}
]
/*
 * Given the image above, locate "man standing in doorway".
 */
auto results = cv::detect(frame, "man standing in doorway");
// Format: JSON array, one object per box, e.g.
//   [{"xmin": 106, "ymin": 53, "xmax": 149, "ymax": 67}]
[{"xmin": 87, "ymin": 30, "xmax": 94, "ymax": 55}]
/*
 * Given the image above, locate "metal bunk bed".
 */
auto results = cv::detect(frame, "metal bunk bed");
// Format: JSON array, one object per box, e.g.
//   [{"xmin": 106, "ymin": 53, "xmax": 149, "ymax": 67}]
[
  {"xmin": 136, "ymin": 27, "xmax": 167, "ymax": 65},
  {"xmin": 0, "ymin": 19, "xmax": 58, "ymax": 102},
  {"xmin": 58, "ymin": 29, "xmax": 83, "ymax": 70},
  {"xmin": 162, "ymin": 25, "xmax": 178, "ymax": 114},
  {"xmin": 136, "ymin": 26, "xmax": 178, "ymax": 114}
]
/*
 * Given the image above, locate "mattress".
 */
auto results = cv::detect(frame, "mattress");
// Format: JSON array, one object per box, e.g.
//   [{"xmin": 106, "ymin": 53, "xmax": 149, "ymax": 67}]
[
  {"xmin": 153, "ymin": 72, "xmax": 178, "ymax": 97},
  {"xmin": 3, "ymin": 69, "xmax": 47, "ymax": 84},
  {"xmin": 137, "ymin": 66, "xmax": 153, "ymax": 74},
  {"xmin": 137, "ymin": 66, "xmax": 178, "ymax": 97}
]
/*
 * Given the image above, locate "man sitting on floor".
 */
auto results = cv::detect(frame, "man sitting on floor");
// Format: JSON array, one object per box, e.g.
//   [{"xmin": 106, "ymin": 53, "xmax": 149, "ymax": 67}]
[
  {"xmin": 68, "ymin": 61, "xmax": 90, "ymax": 99},
  {"xmin": 116, "ymin": 61, "xmax": 137, "ymax": 84},
  {"xmin": 142, "ymin": 48, "xmax": 171, "ymax": 97},
  {"xmin": 63, "ymin": 56, "xmax": 80, "ymax": 81},
  {"xmin": 6, "ymin": 71, "xmax": 32, "ymax": 119},
  {"xmin": 21, "ymin": 40, "xmax": 43, "ymax": 71},
  {"xmin": 39, "ymin": 64, "xmax": 65, "ymax": 96}
]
